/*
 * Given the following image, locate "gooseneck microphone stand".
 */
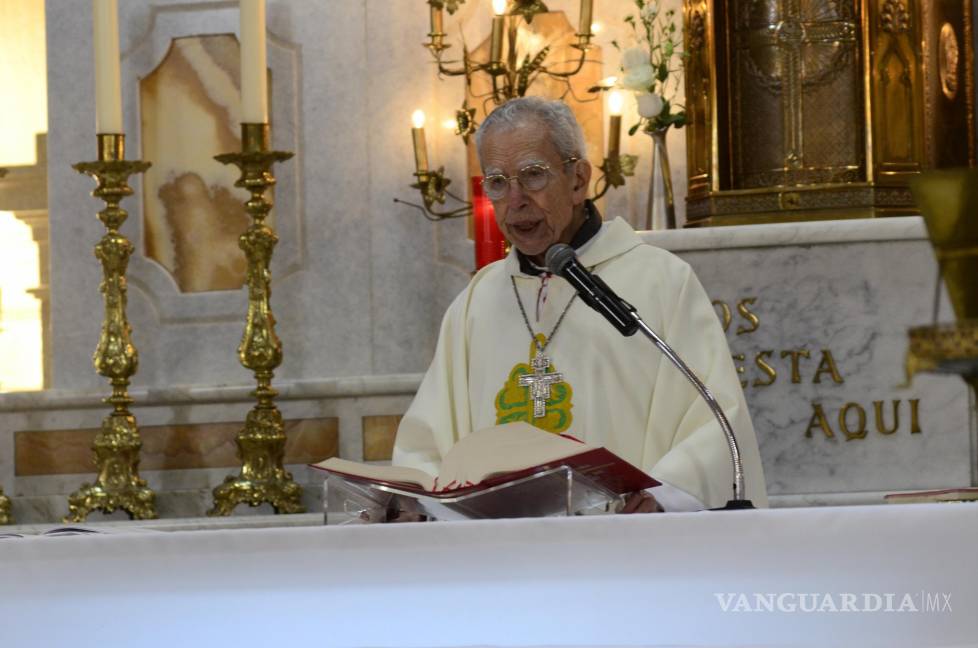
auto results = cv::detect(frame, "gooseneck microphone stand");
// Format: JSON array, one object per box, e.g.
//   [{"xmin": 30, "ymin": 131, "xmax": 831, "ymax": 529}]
[{"xmin": 545, "ymin": 243, "xmax": 754, "ymax": 510}]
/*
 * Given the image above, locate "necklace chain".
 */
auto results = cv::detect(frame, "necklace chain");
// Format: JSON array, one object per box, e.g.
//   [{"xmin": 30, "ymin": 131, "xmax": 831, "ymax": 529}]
[{"xmin": 511, "ymin": 276, "xmax": 577, "ymax": 355}]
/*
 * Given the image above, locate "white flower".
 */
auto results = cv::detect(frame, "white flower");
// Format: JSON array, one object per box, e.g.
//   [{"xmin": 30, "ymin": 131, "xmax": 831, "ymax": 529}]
[
  {"xmin": 621, "ymin": 47, "xmax": 649, "ymax": 71},
  {"xmin": 622, "ymin": 64, "xmax": 655, "ymax": 91},
  {"xmin": 636, "ymin": 92, "xmax": 665, "ymax": 118}
]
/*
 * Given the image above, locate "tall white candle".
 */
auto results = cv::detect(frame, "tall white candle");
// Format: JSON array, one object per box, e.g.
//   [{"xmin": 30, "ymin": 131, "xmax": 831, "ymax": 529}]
[
  {"xmin": 240, "ymin": 0, "xmax": 268, "ymax": 123},
  {"xmin": 93, "ymin": 0, "xmax": 123, "ymax": 133}
]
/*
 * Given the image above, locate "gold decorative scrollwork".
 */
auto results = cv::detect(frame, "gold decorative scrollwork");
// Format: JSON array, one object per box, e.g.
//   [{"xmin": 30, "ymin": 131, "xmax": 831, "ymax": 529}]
[
  {"xmin": 939, "ymin": 23, "xmax": 960, "ymax": 100},
  {"xmin": 881, "ymin": 0, "xmax": 911, "ymax": 34},
  {"xmin": 688, "ymin": 9, "xmax": 706, "ymax": 52},
  {"xmin": 208, "ymin": 123, "xmax": 304, "ymax": 517},
  {"xmin": 66, "ymin": 134, "xmax": 157, "ymax": 522}
]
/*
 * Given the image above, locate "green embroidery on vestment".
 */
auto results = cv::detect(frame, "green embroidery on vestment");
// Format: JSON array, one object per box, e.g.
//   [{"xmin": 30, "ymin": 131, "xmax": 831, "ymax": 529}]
[{"xmin": 494, "ymin": 334, "xmax": 573, "ymax": 434}]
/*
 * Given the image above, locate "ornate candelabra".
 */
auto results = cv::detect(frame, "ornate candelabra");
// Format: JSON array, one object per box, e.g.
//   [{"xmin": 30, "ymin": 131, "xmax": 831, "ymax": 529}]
[
  {"xmin": 208, "ymin": 123, "xmax": 304, "ymax": 516},
  {"xmin": 66, "ymin": 135, "xmax": 156, "ymax": 522},
  {"xmin": 0, "ymin": 166, "xmax": 9, "ymax": 524},
  {"xmin": 399, "ymin": 0, "xmax": 630, "ymax": 221}
]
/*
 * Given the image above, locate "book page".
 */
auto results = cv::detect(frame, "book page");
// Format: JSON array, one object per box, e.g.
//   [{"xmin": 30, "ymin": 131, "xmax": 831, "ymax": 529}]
[
  {"xmin": 434, "ymin": 422, "xmax": 593, "ymax": 491},
  {"xmin": 313, "ymin": 458, "xmax": 436, "ymax": 491}
]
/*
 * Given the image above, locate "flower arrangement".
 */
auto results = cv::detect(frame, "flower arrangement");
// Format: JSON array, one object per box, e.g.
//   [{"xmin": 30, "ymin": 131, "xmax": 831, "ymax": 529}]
[{"xmin": 614, "ymin": 0, "xmax": 686, "ymax": 135}]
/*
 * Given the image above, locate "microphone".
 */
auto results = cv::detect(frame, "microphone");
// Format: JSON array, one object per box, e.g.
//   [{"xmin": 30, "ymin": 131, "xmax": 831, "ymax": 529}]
[
  {"xmin": 545, "ymin": 243, "xmax": 753, "ymax": 509},
  {"xmin": 545, "ymin": 244, "xmax": 639, "ymax": 336}
]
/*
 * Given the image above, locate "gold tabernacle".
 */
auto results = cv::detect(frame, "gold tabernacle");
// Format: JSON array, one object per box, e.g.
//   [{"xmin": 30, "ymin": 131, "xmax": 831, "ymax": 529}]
[
  {"xmin": 208, "ymin": 123, "xmax": 304, "ymax": 516},
  {"xmin": 66, "ymin": 134, "xmax": 157, "ymax": 522},
  {"xmin": 906, "ymin": 168, "xmax": 978, "ymax": 401},
  {"xmin": 683, "ymin": 0, "xmax": 976, "ymax": 226}
]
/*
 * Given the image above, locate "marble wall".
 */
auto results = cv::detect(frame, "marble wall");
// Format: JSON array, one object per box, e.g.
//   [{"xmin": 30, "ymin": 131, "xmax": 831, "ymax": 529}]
[{"xmin": 44, "ymin": 0, "xmax": 681, "ymax": 394}]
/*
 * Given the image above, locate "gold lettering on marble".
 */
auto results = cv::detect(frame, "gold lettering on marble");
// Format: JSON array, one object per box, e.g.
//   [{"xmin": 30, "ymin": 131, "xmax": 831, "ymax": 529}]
[
  {"xmin": 781, "ymin": 349, "xmax": 811, "ymax": 384},
  {"xmin": 805, "ymin": 403, "xmax": 835, "ymax": 439},
  {"xmin": 736, "ymin": 298, "xmax": 760, "ymax": 335},
  {"xmin": 813, "ymin": 350, "xmax": 845, "ymax": 384},
  {"xmin": 732, "ymin": 353, "xmax": 747, "ymax": 388},
  {"xmin": 712, "ymin": 299, "xmax": 732, "ymax": 332},
  {"xmin": 910, "ymin": 398, "xmax": 922, "ymax": 434},
  {"xmin": 873, "ymin": 400, "xmax": 900, "ymax": 435},
  {"xmin": 752, "ymin": 350, "xmax": 777, "ymax": 387},
  {"xmin": 839, "ymin": 402, "xmax": 868, "ymax": 441}
]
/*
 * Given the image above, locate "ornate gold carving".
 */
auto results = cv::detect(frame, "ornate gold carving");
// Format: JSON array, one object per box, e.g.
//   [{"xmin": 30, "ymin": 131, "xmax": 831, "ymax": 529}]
[
  {"xmin": 939, "ymin": 23, "xmax": 960, "ymax": 100},
  {"xmin": 734, "ymin": 0, "xmax": 858, "ymax": 184},
  {"xmin": 688, "ymin": 9, "xmax": 706, "ymax": 51},
  {"xmin": 66, "ymin": 134, "xmax": 157, "ymax": 522},
  {"xmin": 0, "ymin": 489, "xmax": 10, "ymax": 525},
  {"xmin": 881, "ymin": 0, "xmax": 910, "ymax": 34},
  {"xmin": 209, "ymin": 123, "xmax": 304, "ymax": 516}
]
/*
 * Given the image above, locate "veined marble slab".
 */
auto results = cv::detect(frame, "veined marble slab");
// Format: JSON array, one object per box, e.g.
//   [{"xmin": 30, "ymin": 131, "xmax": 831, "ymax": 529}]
[{"xmin": 643, "ymin": 217, "xmax": 976, "ymax": 496}]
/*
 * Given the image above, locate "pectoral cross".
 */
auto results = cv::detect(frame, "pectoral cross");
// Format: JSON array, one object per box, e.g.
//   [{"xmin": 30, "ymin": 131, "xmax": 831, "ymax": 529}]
[{"xmin": 519, "ymin": 354, "xmax": 563, "ymax": 419}]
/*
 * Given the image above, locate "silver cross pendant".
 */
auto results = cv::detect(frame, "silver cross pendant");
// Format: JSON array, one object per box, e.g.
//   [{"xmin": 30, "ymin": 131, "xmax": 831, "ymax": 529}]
[{"xmin": 518, "ymin": 354, "xmax": 564, "ymax": 419}]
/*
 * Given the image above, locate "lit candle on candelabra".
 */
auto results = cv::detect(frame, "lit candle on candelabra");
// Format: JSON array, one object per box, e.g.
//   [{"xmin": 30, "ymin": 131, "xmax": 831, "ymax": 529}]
[
  {"xmin": 490, "ymin": 0, "xmax": 506, "ymax": 66},
  {"xmin": 240, "ymin": 0, "xmax": 268, "ymax": 123},
  {"xmin": 411, "ymin": 110, "xmax": 429, "ymax": 173},
  {"xmin": 579, "ymin": 0, "xmax": 593, "ymax": 37},
  {"xmin": 93, "ymin": 0, "xmax": 122, "ymax": 133},
  {"xmin": 607, "ymin": 90, "xmax": 624, "ymax": 159}
]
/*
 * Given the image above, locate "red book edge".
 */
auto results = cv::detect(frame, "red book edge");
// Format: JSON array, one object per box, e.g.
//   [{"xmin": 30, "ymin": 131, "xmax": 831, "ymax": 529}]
[
  {"xmin": 884, "ymin": 487, "xmax": 978, "ymax": 500},
  {"xmin": 310, "ymin": 447, "xmax": 658, "ymax": 499}
]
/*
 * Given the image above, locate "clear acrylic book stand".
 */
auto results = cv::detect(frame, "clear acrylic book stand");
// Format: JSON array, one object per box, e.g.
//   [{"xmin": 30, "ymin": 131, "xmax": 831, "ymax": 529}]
[{"xmin": 323, "ymin": 466, "xmax": 622, "ymax": 525}]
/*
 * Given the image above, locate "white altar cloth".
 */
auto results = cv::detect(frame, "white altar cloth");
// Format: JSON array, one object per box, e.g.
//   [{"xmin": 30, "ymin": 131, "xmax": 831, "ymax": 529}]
[{"xmin": 0, "ymin": 504, "xmax": 975, "ymax": 648}]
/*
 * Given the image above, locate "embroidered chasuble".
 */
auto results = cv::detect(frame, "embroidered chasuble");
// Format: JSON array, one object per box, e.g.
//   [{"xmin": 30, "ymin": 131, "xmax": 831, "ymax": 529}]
[{"xmin": 393, "ymin": 217, "xmax": 768, "ymax": 509}]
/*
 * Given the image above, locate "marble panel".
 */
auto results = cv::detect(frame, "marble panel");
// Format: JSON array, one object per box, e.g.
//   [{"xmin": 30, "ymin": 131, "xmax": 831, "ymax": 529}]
[
  {"xmin": 15, "ymin": 417, "xmax": 338, "ymax": 476},
  {"xmin": 140, "ymin": 35, "xmax": 252, "ymax": 293},
  {"xmin": 362, "ymin": 414, "xmax": 401, "ymax": 461},
  {"xmin": 644, "ymin": 217, "xmax": 976, "ymax": 496}
]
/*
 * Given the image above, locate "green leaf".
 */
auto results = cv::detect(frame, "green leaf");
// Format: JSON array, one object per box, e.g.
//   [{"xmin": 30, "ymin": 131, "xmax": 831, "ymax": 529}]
[
  {"xmin": 657, "ymin": 63, "xmax": 669, "ymax": 81},
  {"xmin": 628, "ymin": 123, "xmax": 641, "ymax": 136}
]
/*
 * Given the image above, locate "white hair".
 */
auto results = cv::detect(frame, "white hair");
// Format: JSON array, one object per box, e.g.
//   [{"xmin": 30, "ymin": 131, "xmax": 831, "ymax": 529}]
[{"xmin": 476, "ymin": 96, "xmax": 587, "ymax": 163}]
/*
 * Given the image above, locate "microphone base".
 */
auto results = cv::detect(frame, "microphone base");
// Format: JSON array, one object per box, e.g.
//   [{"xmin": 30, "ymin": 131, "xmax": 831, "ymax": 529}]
[{"xmin": 710, "ymin": 499, "xmax": 755, "ymax": 511}]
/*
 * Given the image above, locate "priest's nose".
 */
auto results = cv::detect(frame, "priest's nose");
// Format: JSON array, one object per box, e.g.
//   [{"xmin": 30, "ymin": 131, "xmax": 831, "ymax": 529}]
[{"xmin": 506, "ymin": 182, "xmax": 529, "ymax": 210}]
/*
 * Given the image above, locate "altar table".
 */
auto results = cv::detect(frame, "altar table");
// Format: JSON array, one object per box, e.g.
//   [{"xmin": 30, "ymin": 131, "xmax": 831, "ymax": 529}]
[{"xmin": 0, "ymin": 504, "xmax": 975, "ymax": 647}]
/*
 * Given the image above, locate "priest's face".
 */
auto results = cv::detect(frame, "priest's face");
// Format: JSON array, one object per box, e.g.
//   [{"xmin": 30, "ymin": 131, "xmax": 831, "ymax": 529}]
[{"xmin": 479, "ymin": 121, "xmax": 592, "ymax": 263}]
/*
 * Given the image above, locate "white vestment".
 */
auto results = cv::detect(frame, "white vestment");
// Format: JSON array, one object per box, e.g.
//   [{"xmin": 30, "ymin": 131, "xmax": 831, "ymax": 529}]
[{"xmin": 393, "ymin": 217, "xmax": 768, "ymax": 509}]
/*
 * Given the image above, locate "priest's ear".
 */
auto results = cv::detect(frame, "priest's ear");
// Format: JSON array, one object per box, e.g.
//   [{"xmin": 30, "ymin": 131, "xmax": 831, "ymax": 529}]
[{"xmin": 571, "ymin": 158, "xmax": 592, "ymax": 204}]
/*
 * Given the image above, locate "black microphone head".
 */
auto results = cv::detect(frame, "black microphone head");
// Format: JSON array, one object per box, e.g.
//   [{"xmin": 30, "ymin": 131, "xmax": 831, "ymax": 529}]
[{"xmin": 545, "ymin": 243, "xmax": 577, "ymax": 275}]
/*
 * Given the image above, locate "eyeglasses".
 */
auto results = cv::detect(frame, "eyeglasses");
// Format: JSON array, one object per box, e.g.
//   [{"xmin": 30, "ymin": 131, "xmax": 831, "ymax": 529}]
[{"xmin": 481, "ymin": 157, "xmax": 580, "ymax": 201}]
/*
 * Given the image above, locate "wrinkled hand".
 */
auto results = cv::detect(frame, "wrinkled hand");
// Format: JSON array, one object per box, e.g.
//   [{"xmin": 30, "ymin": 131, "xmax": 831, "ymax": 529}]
[{"xmin": 619, "ymin": 491, "xmax": 663, "ymax": 514}]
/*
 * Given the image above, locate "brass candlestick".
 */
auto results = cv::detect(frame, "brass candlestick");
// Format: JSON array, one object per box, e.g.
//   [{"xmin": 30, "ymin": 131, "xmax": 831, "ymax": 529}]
[
  {"xmin": 66, "ymin": 134, "xmax": 157, "ymax": 522},
  {"xmin": 208, "ymin": 123, "xmax": 304, "ymax": 516}
]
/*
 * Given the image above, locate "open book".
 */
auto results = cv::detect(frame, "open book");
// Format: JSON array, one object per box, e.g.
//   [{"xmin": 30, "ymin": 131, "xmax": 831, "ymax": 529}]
[{"xmin": 312, "ymin": 422, "xmax": 658, "ymax": 498}]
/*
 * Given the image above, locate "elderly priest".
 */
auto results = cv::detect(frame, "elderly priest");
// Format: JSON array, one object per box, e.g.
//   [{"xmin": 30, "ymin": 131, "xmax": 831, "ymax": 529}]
[{"xmin": 393, "ymin": 97, "xmax": 767, "ymax": 512}]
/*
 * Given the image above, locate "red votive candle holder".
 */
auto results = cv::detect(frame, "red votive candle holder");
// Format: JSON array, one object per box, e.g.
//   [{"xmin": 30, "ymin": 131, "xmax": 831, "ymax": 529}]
[{"xmin": 472, "ymin": 176, "xmax": 508, "ymax": 270}]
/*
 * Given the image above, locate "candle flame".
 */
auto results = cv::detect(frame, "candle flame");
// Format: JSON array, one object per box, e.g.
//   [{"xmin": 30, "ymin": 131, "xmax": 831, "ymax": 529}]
[
  {"xmin": 591, "ymin": 22, "xmax": 603, "ymax": 34},
  {"xmin": 492, "ymin": 0, "xmax": 507, "ymax": 16},
  {"xmin": 442, "ymin": 119, "xmax": 458, "ymax": 130},
  {"xmin": 609, "ymin": 90, "xmax": 624, "ymax": 117},
  {"xmin": 412, "ymin": 109, "xmax": 426, "ymax": 129}
]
